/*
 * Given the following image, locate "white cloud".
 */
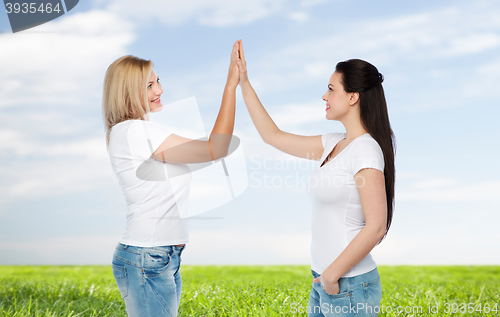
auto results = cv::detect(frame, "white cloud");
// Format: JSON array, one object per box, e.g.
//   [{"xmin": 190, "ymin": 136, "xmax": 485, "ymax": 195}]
[
  {"xmin": 0, "ymin": 129, "xmax": 23, "ymax": 153},
  {"xmin": 0, "ymin": 9, "xmax": 136, "ymax": 203},
  {"xmin": 106, "ymin": 0, "xmax": 287, "ymax": 27},
  {"xmin": 0, "ymin": 235, "xmax": 120, "ymax": 264},
  {"xmin": 0, "ymin": 128, "xmax": 107, "ymax": 160},
  {"xmin": 396, "ymin": 171, "xmax": 426, "ymax": 179},
  {"xmin": 271, "ymin": 101, "xmax": 326, "ymax": 128},
  {"xmin": 288, "ymin": 11, "xmax": 310, "ymax": 24},
  {"xmin": 299, "ymin": 0, "xmax": 333, "ymax": 7},
  {"xmin": 0, "ymin": 116, "xmax": 113, "ymax": 201},
  {"xmin": 0, "ymin": 9, "xmax": 134, "ymax": 108},
  {"xmin": 1, "ymin": 157, "xmax": 115, "ymax": 199},
  {"xmin": 372, "ymin": 230, "xmax": 500, "ymax": 265},
  {"xmin": 412, "ymin": 178, "xmax": 460, "ymax": 190},
  {"xmin": 477, "ymin": 57, "xmax": 500, "ymax": 75},
  {"xmin": 441, "ymin": 32, "xmax": 500, "ymax": 57},
  {"xmin": 396, "ymin": 180, "xmax": 500, "ymax": 202},
  {"xmin": 247, "ymin": 2, "xmax": 500, "ymax": 100},
  {"xmin": 474, "ymin": 57, "xmax": 500, "ymax": 97}
]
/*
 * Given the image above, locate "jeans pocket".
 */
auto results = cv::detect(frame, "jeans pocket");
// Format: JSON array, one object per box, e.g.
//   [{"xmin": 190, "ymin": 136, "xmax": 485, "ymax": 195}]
[
  {"xmin": 320, "ymin": 282, "xmax": 350, "ymax": 298},
  {"xmin": 112, "ymin": 264, "xmax": 128, "ymax": 299},
  {"xmin": 144, "ymin": 250, "xmax": 171, "ymax": 278},
  {"xmin": 363, "ymin": 277, "xmax": 382, "ymax": 317},
  {"xmin": 316, "ymin": 283, "xmax": 352, "ymax": 315}
]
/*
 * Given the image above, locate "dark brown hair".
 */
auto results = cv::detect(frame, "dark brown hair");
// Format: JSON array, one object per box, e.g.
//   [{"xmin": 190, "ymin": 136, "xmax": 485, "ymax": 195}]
[{"xmin": 336, "ymin": 59, "xmax": 396, "ymax": 241}]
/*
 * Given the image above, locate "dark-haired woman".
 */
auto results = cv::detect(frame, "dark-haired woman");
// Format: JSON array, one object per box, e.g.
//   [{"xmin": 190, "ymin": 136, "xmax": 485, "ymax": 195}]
[{"xmin": 236, "ymin": 40, "xmax": 395, "ymax": 317}]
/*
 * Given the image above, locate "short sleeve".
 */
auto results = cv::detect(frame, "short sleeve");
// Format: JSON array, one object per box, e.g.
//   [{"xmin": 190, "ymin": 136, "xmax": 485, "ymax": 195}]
[
  {"xmin": 321, "ymin": 133, "xmax": 335, "ymax": 149},
  {"xmin": 127, "ymin": 121, "xmax": 172, "ymax": 161},
  {"xmin": 347, "ymin": 137, "xmax": 385, "ymax": 175},
  {"xmin": 321, "ymin": 133, "xmax": 345, "ymax": 150}
]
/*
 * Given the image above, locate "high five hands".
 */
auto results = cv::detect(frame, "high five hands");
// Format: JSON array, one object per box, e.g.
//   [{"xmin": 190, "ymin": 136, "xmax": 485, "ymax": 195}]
[
  {"xmin": 236, "ymin": 40, "xmax": 248, "ymax": 84},
  {"xmin": 226, "ymin": 39, "xmax": 249, "ymax": 88},
  {"xmin": 230, "ymin": 40, "xmax": 341, "ymax": 296}
]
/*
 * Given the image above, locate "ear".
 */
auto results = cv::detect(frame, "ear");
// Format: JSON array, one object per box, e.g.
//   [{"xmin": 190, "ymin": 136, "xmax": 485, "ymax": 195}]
[{"xmin": 349, "ymin": 92, "xmax": 359, "ymax": 106}]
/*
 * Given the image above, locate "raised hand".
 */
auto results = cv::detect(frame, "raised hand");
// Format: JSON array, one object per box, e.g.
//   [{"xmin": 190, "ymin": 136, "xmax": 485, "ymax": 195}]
[
  {"xmin": 226, "ymin": 41, "xmax": 240, "ymax": 89},
  {"xmin": 236, "ymin": 39, "xmax": 248, "ymax": 84},
  {"xmin": 235, "ymin": 39, "xmax": 324, "ymax": 160}
]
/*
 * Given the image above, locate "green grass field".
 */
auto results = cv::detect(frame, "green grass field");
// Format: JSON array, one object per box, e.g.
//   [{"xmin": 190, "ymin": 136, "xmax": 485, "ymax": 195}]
[{"xmin": 0, "ymin": 265, "xmax": 498, "ymax": 316}]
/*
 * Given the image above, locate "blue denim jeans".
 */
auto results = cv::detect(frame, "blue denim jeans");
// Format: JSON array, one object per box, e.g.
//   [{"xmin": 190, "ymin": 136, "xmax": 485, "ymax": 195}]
[
  {"xmin": 309, "ymin": 268, "xmax": 382, "ymax": 317},
  {"xmin": 111, "ymin": 243, "xmax": 185, "ymax": 317}
]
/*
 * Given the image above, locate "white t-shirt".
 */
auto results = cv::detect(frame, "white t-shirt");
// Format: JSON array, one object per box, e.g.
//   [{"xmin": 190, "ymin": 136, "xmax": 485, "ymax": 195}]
[
  {"xmin": 307, "ymin": 133, "xmax": 385, "ymax": 277},
  {"xmin": 108, "ymin": 119, "xmax": 190, "ymax": 247}
]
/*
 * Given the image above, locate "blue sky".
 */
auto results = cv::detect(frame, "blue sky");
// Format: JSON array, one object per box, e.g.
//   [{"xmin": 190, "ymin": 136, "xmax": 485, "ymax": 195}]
[{"xmin": 0, "ymin": 0, "xmax": 499, "ymax": 265}]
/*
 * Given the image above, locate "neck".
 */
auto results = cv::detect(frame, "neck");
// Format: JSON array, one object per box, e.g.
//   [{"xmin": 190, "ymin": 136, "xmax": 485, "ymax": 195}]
[{"xmin": 340, "ymin": 111, "xmax": 367, "ymax": 141}]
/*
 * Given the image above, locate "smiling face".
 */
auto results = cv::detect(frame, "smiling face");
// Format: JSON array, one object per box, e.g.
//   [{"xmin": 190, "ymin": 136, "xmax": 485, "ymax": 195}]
[
  {"xmin": 322, "ymin": 71, "xmax": 356, "ymax": 121},
  {"xmin": 147, "ymin": 69, "xmax": 163, "ymax": 112}
]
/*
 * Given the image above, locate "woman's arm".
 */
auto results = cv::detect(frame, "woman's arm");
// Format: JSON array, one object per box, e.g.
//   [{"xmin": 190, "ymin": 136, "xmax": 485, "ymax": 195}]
[
  {"xmin": 314, "ymin": 168, "xmax": 387, "ymax": 294},
  {"xmin": 236, "ymin": 40, "xmax": 324, "ymax": 161},
  {"xmin": 150, "ymin": 41, "xmax": 239, "ymax": 164}
]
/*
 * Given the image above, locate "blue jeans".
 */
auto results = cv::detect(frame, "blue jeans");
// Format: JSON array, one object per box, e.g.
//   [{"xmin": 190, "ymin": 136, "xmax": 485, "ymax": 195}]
[
  {"xmin": 309, "ymin": 268, "xmax": 382, "ymax": 317},
  {"xmin": 111, "ymin": 243, "xmax": 185, "ymax": 317}
]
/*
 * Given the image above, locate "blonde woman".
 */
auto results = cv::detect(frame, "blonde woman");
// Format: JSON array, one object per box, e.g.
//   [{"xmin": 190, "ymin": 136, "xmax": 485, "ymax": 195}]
[
  {"xmin": 102, "ymin": 41, "xmax": 240, "ymax": 316},
  {"xmin": 236, "ymin": 40, "xmax": 395, "ymax": 317}
]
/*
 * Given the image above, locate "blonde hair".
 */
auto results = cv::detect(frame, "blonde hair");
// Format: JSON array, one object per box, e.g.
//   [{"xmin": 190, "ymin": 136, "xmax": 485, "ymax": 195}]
[{"xmin": 102, "ymin": 55, "xmax": 154, "ymax": 149}]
